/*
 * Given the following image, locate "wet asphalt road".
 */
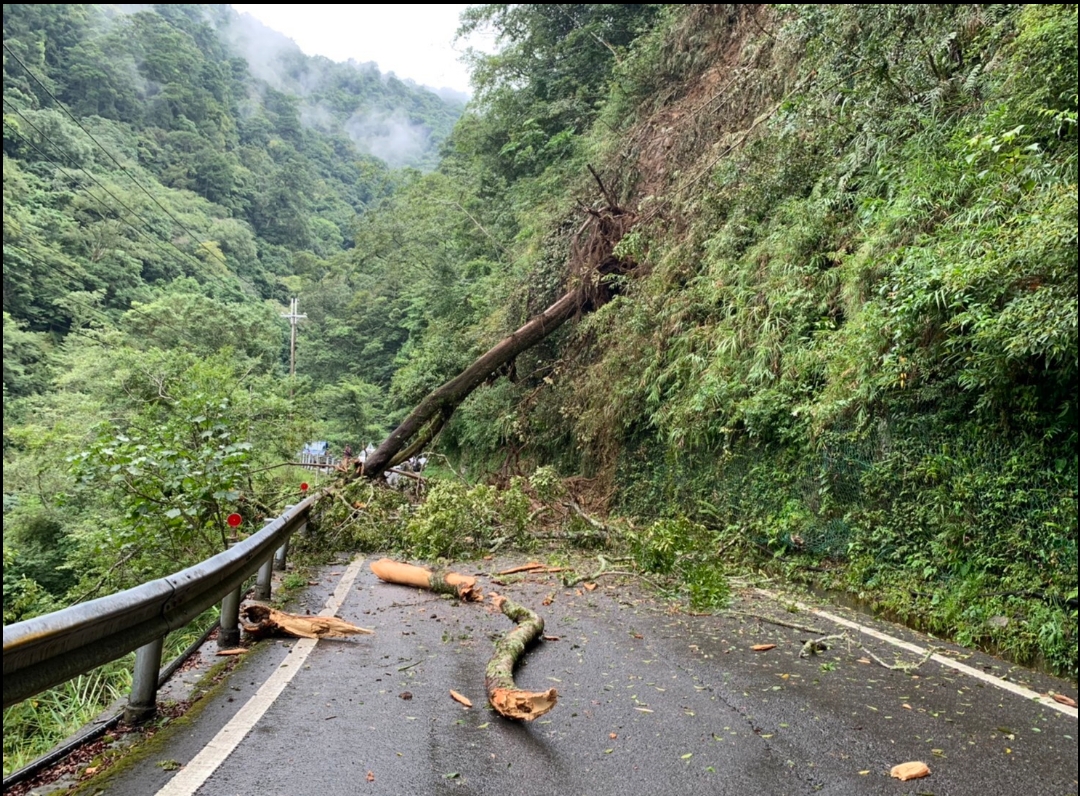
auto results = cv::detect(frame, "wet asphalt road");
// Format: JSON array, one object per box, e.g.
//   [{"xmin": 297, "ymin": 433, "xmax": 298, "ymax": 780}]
[{"xmin": 96, "ymin": 555, "xmax": 1077, "ymax": 796}]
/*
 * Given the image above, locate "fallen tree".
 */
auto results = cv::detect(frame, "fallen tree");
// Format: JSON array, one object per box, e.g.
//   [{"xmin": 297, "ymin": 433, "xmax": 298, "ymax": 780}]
[{"xmin": 357, "ymin": 178, "xmax": 635, "ymax": 480}]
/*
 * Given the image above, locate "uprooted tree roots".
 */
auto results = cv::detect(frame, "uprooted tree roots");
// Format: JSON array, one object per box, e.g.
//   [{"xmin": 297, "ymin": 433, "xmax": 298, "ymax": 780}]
[{"xmin": 369, "ymin": 558, "xmax": 556, "ymax": 720}]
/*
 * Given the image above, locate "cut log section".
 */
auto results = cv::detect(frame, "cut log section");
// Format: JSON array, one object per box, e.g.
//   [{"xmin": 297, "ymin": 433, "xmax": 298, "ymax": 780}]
[
  {"xmin": 486, "ymin": 592, "xmax": 558, "ymax": 721},
  {"xmin": 370, "ymin": 557, "xmax": 483, "ymax": 602},
  {"xmin": 240, "ymin": 604, "xmax": 373, "ymax": 639}
]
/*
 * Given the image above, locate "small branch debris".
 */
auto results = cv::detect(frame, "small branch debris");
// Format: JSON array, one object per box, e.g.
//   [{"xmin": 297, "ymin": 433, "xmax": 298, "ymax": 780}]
[
  {"xmin": 497, "ymin": 562, "xmax": 544, "ymax": 576},
  {"xmin": 799, "ymin": 632, "xmax": 938, "ymax": 672},
  {"xmin": 726, "ymin": 610, "xmax": 825, "ymax": 635},
  {"xmin": 562, "ymin": 556, "xmax": 662, "ymax": 590},
  {"xmin": 449, "ymin": 690, "xmax": 473, "ymax": 708},
  {"xmin": 798, "ymin": 634, "xmax": 848, "ymax": 658}
]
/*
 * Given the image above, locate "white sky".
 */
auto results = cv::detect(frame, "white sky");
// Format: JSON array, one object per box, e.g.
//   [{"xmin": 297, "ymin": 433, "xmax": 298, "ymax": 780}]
[{"xmin": 231, "ymin": 4, "xmax": 488, "ymax": 94}]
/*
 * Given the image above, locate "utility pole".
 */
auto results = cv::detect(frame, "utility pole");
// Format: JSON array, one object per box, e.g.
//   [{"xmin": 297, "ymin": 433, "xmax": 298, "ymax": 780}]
[{"xmin": 281, "ymin": 297, "xmax": 306, "ymax": 383}]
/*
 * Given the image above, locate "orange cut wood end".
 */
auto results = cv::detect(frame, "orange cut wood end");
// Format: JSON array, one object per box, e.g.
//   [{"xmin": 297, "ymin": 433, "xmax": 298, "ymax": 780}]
[
  {"xmin": 450, "ymin": 690, "xmax": 473, "ymax": 708},
  {"xmin": 890, "ymin": 761, "xmax": 930, "ymax": 781},
  {"xmin": 489, "ymin": 687, "xmax": 558, "ymax": 721}
]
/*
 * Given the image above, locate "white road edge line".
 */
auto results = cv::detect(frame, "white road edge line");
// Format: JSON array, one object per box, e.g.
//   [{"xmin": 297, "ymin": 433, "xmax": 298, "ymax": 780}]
[
  {"xmin": 156, "ymin": 556, "xmax": 368, "ymax": 796},
  {"xmin": 755, "ymin": 589, "xmax": 1078, "ymax": 719}
]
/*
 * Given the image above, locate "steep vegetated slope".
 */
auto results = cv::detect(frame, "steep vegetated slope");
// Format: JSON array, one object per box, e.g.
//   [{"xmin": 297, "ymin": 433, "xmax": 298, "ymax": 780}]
[{"xmin": 372, "ymin": 5, "xmax": 1077, "ymax": 675}]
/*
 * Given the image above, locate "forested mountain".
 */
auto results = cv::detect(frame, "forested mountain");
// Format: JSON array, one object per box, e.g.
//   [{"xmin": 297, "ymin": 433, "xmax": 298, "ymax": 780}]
[
  {"xmin": 3, "ymin": 3, "xmax": 1077, "ymax": 773},
  {"xmin": 2, "ymin": 3, "xmax": 466, "ymax": 630}
]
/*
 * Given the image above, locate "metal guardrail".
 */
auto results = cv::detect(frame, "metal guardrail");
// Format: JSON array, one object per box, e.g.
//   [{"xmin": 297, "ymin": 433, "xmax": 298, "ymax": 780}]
[{"xmin": 2, "ymin": 495, "xmax": 316, "ymax": 718}]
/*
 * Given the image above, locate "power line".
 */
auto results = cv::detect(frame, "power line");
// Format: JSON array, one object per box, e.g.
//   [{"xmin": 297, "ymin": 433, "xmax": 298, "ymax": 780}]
[
  {"xmin": 2, "ymin": 41, "xmax": 239, "ymax": 277},
  {"xmin": 3, "ymin": 99, "xmax": 242, "ymax": 299}
]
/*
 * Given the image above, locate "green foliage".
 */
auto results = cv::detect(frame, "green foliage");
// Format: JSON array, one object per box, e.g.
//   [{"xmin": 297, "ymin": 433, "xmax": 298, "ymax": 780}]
[
  {"xmin": 311, "ymin": 378, "xmax": 387, "ymax": 449},
  {"xmin": 628, "ymin": 515, "xmax": 730, "ymax": 610},
  {"xmin": 72, "ymin": 408, "xmax": 251, "ymax": 567},
  {"xmin": 3, "ymin": 312, "xmax": 50, "ymax": 398},
  {"xmin": 403, "ymin": 478, "xmax": 531, "ymax": 560},
  {"xmin": 2, "ymin": 545, "xmax": 58, "ymax": 625},
  {"xmin": 2, "ymin": 663, "xmax": 130, "ymax": 778},
  {"xmin": 305, "ymin": 480, "xmax": 412, "ymax": 555},
  {"xmin": 528, "ymin": 465, "xmax": 565, "ymax": 503},
  {"xmin": 460, "ymin": 4, "xmax": 663, "ymax": 181}
]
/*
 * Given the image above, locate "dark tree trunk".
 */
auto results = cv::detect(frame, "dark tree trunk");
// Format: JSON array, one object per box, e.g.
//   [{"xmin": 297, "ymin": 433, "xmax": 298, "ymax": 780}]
[{"xmin": 359, "ymin": 287, "xmax": 585, "ymax": 479}]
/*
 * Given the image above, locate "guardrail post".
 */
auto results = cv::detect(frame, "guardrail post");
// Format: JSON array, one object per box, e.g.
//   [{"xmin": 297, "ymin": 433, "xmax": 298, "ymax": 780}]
[
  {"xmin": 125, "ymin": 637, "xmax": 164, "ymax": 724},
  {"xmin": 270, "ymin": 537, "xmax": 287, "ymax": 570},
  {"xmin": 255, "ymin": 555, "xmax": 273, "ymax": 600},
  {"xmin": 219, "ymin": 586, "xmax": 242, "ymax": 648},
  {"xmin": 274, "ymin": 505, "xmax": 296, "ymax": 570}
]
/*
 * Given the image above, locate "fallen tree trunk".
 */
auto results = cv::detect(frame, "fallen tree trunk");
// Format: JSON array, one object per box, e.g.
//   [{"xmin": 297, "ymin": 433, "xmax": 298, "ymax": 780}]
[
  {"xmin": 357, "ymin": 174, "xmax": 636, "ymax": 480},
  {"xmin": 239, "ymin": 604, "xmax": 373, "ymax": 639},
  {"xmin": 359, "ymin": 288, "xmax": 584, "ymax": 479},
  {"xmin": 486, "ymin": 593, "xmax": 558, "ymax": 721},
  {"xmin": 369, "ymin": 557, "xmax": 484, "ymax": 602}
]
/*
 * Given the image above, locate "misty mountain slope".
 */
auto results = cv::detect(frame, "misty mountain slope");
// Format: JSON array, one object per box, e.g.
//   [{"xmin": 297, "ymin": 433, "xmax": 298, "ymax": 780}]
[
  {"xmin": 3, "ymin": 2, "xmax": 466, "ymax": 320},
  {"xmin": 224, "ymin": 9, "xmax": 464, "ymax": 168}
]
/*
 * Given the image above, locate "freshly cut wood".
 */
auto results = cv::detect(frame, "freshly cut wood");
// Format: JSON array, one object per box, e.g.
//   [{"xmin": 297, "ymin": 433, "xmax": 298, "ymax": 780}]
[
  {"xmin": 496, "ymin": 562, "xmax": 544, "ymax": 575},
  {"xmin": 486, "ymin": 593, "xmax": 558, "ymax": 721},
  {"xmin": 890, "ymin": 761, "xmax": 930, "ymax": 781},
  {"xmin": 370, "ymin": 557, "xmax": 483, "ymax": 602},
  {"xmin": 751, "ymin": 644, "xmax": 777, "ymax": 652},
  {"xmin": 240, "ymin": 604, "xmax": 373, "ymax": 639},
  {"xmin": 449, "ymin": 690, "xmax": 473, "ymax": 708},
  {"xmin": 215, "ymin": 648, "xmax": 247, "ymax": 656}
]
